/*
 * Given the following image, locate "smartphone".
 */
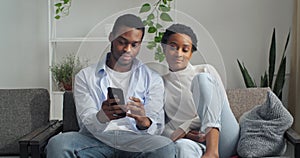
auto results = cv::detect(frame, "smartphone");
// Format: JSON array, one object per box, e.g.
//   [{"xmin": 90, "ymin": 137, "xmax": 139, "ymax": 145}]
[{"xmin": 107, "ymin": 87, "xmax": 126, "ymax": 117}]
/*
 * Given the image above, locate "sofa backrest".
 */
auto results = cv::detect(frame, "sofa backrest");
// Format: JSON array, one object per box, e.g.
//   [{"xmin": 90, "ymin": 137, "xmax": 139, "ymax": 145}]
[
  {"xmin": 226, "ymin": 87, "xmax": 270, "ymax": 122},
  {"xmin": 63, "ymin": 88, "xmax": 271, "ymax": 132},
  {"xmin": 0, "ymin": 88, "xmax": 50, "ymax": 155}
]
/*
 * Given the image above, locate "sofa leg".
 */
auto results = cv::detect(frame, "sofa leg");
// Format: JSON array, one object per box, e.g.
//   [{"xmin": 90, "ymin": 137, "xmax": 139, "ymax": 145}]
[
  {"xmin": 295, "ymin": 144, "xmax": 300, "ymax": 158},
  {"xmin": 31, "ymin": 145, "xmax": 41, "ymax": 158},
  {"xmin": 19, "ymin": 141, "xmax": 29, "ymax": 158}
]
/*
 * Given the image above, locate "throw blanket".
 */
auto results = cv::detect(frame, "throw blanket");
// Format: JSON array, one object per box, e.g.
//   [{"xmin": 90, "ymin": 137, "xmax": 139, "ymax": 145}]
[{"xmin": 237, "ymin": 90, "xmax": 293, "ymax": 157}]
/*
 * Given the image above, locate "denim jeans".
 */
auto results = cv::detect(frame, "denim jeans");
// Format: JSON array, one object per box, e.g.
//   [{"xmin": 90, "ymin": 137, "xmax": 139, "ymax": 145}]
[
  {"xmin": 175, "ymin": 139, "xmax": 205, "ymax": 158},
  {"xmin": 46, "ymin": 131, "xmax": 175, "ymax": 158},
  {"xmin": 175, "ymin": 73, "xmax": 239, "ymax": 158}
]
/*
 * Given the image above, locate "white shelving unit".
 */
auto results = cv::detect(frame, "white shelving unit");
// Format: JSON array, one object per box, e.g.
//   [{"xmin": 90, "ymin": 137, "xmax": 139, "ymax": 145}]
[
  {"xmin": 48, "ymin": 0, "xmax": 110, "ymax": 120},
  {"xmin": 48, "ymin": 0, "xmax": 114, "ymax": 119},
  {"xmin": 47, "ymin": 0, "xmax": 175, "ymax": 120}
]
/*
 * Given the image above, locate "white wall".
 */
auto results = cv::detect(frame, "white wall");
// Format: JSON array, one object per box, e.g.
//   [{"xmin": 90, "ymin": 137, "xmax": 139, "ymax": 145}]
[
  {"xmin": 0, "ymin": 0, "xmax": 48, "ymax": 89},
  {"xmin": 176, "ymin": 0, "xmax": 293, "ymax": 88},
  {"xmin": 0, "ymin": 0, "xmax": 294, "ymax": 103}
]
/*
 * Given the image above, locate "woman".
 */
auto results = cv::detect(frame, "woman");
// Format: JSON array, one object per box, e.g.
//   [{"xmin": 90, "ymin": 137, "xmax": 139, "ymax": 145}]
[{"xmin": 161, "ymin": 24, "xmax": 239, "ymax": 158}]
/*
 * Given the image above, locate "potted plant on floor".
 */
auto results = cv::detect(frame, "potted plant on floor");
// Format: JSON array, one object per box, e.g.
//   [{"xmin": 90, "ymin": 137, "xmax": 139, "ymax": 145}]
[
  {"xmin": 237, "ymin": 28, "xmax": 290, "ymax": 100},
  {"xmin": 51, "ymin": 53, "xmax": 84, "ymax": 91}
]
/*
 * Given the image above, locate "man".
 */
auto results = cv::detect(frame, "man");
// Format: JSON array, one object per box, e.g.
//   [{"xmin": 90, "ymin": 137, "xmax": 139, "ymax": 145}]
[{"xmin": 46, "ymin": 14, "xmax": 175, "ymax": 158}]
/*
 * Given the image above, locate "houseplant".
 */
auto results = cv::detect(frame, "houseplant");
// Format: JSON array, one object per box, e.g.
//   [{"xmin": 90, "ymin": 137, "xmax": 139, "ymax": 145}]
[
  {"xmin": 54, "ymin": 0, "xmax": 72, "ymax": 20},
  {"xmin": 237, "ymin": 28, "xmax": 290, "ymax": 100},
  {"xmin": 51, "ymin": 53, "xmax": 84, "ymax": 91},
  {"xmin": 139, "ymin": 0, "xmax": 174, "ymax": 62}
]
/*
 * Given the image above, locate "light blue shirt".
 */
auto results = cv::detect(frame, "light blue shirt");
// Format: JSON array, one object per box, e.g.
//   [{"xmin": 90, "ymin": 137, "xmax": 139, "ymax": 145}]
[{"xmin": 74, "ymin": 53, "xmax": 165, "ymax": 136}]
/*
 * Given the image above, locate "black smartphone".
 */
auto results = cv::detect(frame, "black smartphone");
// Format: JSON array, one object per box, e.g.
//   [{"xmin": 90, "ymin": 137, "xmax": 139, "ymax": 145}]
[
  {"xmin": 107, "ymin": 87, "xmax": 125, "ymax": 105},
  {"xmin": 107, "ymin": 87, "xmax": 126, "ymax": 117}
]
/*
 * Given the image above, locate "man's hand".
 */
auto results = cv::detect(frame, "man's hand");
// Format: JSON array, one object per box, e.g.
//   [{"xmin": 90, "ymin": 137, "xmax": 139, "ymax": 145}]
[
  {"xmin": 97, "ymin": 98, "xmax": 127, "ymax": 123},
  {"xmin": 126, "ymin": 97, "xmax": 151, "ymax": 129}
]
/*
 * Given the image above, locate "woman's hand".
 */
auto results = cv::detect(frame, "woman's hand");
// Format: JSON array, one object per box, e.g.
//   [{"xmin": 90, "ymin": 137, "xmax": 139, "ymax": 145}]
[
  {"xmin": 185, "ymin": 130, "xmax": 206, "ymax": 143},
  {"xmin": 170, "ymin": 128, "xmax": 186, "ymax": 141}
]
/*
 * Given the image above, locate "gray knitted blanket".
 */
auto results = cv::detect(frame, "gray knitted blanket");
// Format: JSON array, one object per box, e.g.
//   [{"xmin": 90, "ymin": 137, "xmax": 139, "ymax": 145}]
[{"xmin": 237, "ymin": 90, "xmax": 293, "ymax": 158}]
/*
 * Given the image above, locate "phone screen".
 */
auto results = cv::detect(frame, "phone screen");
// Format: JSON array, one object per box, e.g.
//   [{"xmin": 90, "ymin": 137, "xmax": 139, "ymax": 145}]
[
  {"xmin": 107, "ymin": 87, "xmax": 125, "ymax": 105},
  {"xmin": 107, "ymin": 87, "xmax": 126, "ymax": 117}
]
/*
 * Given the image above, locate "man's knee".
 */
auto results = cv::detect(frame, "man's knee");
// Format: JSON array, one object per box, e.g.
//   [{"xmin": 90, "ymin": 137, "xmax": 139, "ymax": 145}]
[
  {"xmin": 175, "ymin": 139, "xmax": 204, "ymax": 156},
  {"xmin": 46, "ymin": 132, "xmax": 79, "ymax": 156},
  {"xmin": 152, "ymin": 142, "xmax": 176, "ymax": 158}
]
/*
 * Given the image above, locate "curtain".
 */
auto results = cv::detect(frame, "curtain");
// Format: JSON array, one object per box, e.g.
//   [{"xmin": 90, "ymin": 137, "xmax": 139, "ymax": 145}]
[{"xmin": 288, "ymin": 0, "xmax": 300, "ymax": 133}]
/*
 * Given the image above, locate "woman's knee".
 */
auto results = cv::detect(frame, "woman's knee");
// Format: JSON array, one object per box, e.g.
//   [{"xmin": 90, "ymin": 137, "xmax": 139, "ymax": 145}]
[{"xmin": 192, "ymin": 73, "xmax": 217, "ymax": 91}]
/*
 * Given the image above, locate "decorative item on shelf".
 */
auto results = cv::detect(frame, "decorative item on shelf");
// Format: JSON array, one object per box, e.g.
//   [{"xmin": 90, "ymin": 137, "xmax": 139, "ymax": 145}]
[
  {"xmin": 139, "ymin": 0, "xmax": 174, "ymax": 62},
  {"xmin": 50, "ymin": 53, "xmax": 85, "ymax": 91},
  {"xmin": 237, "ymin": 28, "xmax": 290, "ymax": 100}
]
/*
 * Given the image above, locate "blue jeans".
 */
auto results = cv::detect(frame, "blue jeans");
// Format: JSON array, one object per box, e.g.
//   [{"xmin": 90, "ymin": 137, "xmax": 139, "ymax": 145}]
[
  {"xmin": 175, "ymin": 73, "xmax": 239, "ymax": 158},
  {"xmin": 46, "ymin": 131, "xmax": 175, "ymax": 158}
]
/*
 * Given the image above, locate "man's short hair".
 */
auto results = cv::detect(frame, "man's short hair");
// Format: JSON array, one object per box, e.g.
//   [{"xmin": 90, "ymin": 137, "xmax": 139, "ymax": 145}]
[{"xmin": 112, "ymin": 14, "xmax": 145, "ymax": 39}]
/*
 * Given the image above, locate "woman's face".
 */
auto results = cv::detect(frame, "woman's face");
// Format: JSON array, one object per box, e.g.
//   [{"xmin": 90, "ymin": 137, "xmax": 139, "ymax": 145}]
[{"xmin": 164, "ymin": 33, "xmax": 193, "ymax": 72}]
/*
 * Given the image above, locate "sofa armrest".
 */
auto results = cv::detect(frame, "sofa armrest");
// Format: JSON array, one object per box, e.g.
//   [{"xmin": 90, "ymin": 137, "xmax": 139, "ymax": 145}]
[
  {"xmin": 285, "ymin": 128, "xmax": 300, "ymax": 158},
  {"xmin": 19, "ymin": 120, "xmax": 60, "ymax": 158},
  {"xmin": 28, "ymin": 120, "xmax": 63, "ymax": 158}
]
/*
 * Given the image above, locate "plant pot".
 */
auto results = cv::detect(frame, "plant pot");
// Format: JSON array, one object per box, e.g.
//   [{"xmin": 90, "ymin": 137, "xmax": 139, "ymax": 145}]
[{"xmin": 63, "ymin": 82, "xmax": 72, "ymax": 91}]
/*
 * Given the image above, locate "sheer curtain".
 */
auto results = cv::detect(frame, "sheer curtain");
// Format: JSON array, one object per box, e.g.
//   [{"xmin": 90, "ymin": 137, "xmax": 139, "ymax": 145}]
[{"xmin": 288, "ymin": 0, "xmax": 300, "ymax": 133}]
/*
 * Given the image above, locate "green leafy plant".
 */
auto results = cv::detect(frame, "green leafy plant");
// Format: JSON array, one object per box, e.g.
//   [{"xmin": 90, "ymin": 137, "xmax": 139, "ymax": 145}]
[
  {"xmin": 237, "ymin": 28, "xmax": 290, "ymax": 100},
  {"xmin": 139, "ymin": 0, "xmax": 174, "ymax": 62},
  {"xmin": 51, "ymin": 53, "xmax": 85, "ymax": 91},
  {"xmin": 54, "ymin": 0, "xmax": 72, "ymax": 20}
]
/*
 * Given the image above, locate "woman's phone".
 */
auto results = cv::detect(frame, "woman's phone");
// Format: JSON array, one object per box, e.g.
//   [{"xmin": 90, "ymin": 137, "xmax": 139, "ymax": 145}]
[{"xmin": 107, "ymin": 87, "xmax": 126, "ymax": 117}]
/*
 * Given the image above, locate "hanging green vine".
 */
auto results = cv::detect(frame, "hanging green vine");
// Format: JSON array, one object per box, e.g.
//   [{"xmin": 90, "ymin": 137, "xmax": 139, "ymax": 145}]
[
  {"xmin": 139, "ymin": 0, "xmax": 174, "ymax": 62},
  {"xmin": 54, "ymin": 0, "xmax": 72, "ymax": 20},
  {"xmin": 53, "ymin": 0, "xmax": 175, "ymax": 61}
]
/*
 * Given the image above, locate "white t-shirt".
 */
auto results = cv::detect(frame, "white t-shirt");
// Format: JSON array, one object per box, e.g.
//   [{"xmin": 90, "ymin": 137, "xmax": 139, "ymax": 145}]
[{"xmin": 105, "ymin": 65, "xmax": 132, "ymax": 132}]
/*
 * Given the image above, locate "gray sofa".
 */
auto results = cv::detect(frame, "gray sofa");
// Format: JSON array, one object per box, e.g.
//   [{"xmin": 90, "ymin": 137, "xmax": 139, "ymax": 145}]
[
  {"xmin": 0, "ymin": 89, "xmax": 52, "ymax": 157},
  {"xmin": 59, "ymin": 88, "xmax": 299, "ymax": 157},
  {"xmin": 1, "ymin": 88, "xmax": 299, "ymax": 158}
]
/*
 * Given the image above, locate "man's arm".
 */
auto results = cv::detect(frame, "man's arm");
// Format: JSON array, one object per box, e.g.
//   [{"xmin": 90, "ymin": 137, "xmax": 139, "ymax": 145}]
[
  {"xmin": 73, "ymin": 70, "xmax": 109, "ymax": 134},
  {"xmin": 135, "ymin": 71, "xmax": 165, "ymax": 135}
]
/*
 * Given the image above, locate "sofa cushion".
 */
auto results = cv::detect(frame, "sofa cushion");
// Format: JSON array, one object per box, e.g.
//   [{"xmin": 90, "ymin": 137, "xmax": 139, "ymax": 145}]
[
  {"xmin": 0, "ymin": 89, "xmax": 50, "ymax": 155},
  {"xmin": 237, "ymin": 90, "xmax": 293, "ymax": 157},
  {"xmin": 63, "ymin": 91, "xmax": 79, "ymax": 132}
]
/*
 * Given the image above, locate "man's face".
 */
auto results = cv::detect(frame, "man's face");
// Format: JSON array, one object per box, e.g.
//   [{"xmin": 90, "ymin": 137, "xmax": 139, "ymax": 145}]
[{"xmin": 109, "ymin": 26, "xmax": 143, "ymax": 67}]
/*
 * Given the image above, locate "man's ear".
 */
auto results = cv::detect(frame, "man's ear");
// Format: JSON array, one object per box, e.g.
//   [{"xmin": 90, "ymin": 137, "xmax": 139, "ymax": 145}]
[{"xmin": 108, "ymin": 32, "xmax": 114, "ymax": 42}]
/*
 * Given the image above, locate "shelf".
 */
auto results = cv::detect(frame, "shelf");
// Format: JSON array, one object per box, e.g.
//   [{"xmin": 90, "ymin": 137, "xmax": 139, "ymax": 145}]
[{"xmin": 50, "ymin": 37, "xmax": 108, "ymax": 42}]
